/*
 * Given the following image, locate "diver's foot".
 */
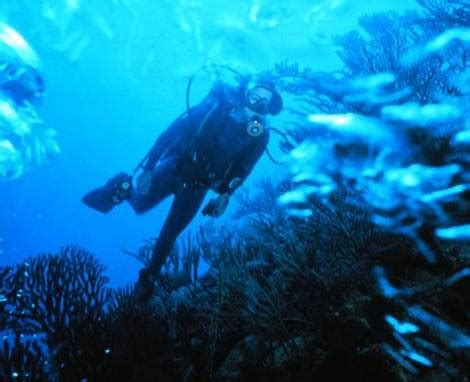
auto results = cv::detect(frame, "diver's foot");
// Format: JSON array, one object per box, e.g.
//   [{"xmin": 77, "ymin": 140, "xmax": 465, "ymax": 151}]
[
  {"xmin": 82, "ymin": 172, "xmax": 132, "ymax": 213},
  {"xmin": 134, "ymin": 268, "xmax": 157, "ymax": 303}
]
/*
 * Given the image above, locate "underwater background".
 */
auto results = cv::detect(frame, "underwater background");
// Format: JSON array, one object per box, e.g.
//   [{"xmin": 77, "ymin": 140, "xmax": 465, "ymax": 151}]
[
  {"xmin": 0, "ymin": 0, "xmax": 469, "ymax": 381},
  {"xmin": 0, "ymin": 0, "xmax": 419, "ymax": 287}
]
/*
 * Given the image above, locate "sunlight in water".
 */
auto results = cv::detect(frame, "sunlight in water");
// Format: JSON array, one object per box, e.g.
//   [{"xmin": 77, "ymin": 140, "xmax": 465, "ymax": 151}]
[{"xmin": 0, "ymin": 23, "xmax": 60, "ymax": 180}]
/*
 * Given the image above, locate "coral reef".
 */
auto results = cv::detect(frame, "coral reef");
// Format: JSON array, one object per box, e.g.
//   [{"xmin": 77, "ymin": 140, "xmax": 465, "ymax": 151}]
[
  {"xmin": 0, "ymin": 198, "xmax": 468, "ymax": 381},
  {"xmin": 1, "ymin": 0, "xmax": 469, "ymax": 381},
  {"xmin": 0, "ymin": 246, "xmax": 112, "ymax": 381},
  {"xmin": 271, "ymin": 0, "xmax": 469, "ymax": 378},
  {"xmin": 0, "ymin": 333, "xmax": 48, "ymax": 382}
]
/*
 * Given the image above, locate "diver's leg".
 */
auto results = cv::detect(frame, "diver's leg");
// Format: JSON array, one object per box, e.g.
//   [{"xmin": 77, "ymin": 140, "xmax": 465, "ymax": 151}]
[
  {"xmin": 127, "ymin": 157, "xmax": 179, "ymax": 214},
  {"xmin": 148, "ymin": 185, "xmax": 208, "ymax": 276},
  {"xmin": 135, "ymin": 185, "xmax": 207, "ymax": 301}
]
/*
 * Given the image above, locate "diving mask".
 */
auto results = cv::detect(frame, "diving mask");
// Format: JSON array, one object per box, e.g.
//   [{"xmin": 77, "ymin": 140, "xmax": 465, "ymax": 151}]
[
  {"xmin": 245, "ymin": 89, "xmax": 271, "ymax": 115},
  {"xmin": 244, "ymin": 83, "xmax": 283, "ymax": 115}
]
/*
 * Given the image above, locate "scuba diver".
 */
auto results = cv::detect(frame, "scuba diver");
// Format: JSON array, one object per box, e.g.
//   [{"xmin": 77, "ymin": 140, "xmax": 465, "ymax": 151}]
[{"xmin": 82, "ymin": 73, "xmax": 283, "ymax": 301}]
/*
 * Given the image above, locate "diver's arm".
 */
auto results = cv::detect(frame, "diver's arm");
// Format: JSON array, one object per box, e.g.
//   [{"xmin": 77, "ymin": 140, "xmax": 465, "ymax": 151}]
[
  {"xmin": 203, "ymin": 134, "xmax": 268, "ymax": 217},
  {"xmin": 202, "ymin": 192, "xmax": 230, "ymax": 217}
]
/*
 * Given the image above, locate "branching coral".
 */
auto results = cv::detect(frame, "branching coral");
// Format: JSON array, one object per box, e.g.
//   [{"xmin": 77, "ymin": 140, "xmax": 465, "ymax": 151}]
[
  {"xmin": 0, "ymin": 246, "xmax": 112, "ymax": 381},
  {"xmin": 0, "ymin": 333, "xmax": 49, "ymax": 381},
  {"xmin": 417, "ymin": 0, "xmax": 470, "ymax": 28}
]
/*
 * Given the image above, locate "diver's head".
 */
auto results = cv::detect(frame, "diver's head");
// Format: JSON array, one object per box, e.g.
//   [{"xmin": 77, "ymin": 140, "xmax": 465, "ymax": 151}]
[
  {"xmin": 239, "ymin": 78, "xmax": 282, "ymax": 136},
  {"xmin": 234, "ymin": 81, "xmax": 277, "ymax": 137},
  {"xmin": 228, "ymin": 74, "xmax": 283, "ymax": 136},
  {"xmin": 243, "ymin": 78, "xmax": 283, "ymax": 117}
]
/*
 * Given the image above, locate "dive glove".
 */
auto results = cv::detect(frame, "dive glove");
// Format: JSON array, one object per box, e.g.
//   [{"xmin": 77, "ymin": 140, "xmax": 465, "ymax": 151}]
[{"xmin": 202, "ymin": 193, "xmax": 229, "ymax": 217}]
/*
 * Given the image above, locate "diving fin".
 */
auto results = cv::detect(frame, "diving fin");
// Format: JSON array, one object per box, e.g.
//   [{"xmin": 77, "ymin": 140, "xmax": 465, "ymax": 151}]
[{"xmin": 82, "ymin": 172, "xmax": 132, "ymax": 214}]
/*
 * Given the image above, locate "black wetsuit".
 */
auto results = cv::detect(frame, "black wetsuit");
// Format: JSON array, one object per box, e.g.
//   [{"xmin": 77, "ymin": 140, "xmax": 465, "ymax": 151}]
[{"xmin": 127, "ymin": 82, "xmax": 269, "ymax": 275}]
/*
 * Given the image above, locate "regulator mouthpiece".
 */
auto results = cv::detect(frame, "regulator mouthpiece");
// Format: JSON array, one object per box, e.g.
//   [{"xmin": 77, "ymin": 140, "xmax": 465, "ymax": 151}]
[{"xmin": 247, "ymin": 116, "xmax": 264, "ymax": 137}]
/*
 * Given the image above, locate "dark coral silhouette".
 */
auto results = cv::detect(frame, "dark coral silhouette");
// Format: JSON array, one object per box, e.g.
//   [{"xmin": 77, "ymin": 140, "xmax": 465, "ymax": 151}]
[
  {"xmin": 0, "ymin": 333, "xmax": 48, "ymax": 382},
  {"xmin": 0, "ymin": 246, "xmax": 112, "ymax": 381}
]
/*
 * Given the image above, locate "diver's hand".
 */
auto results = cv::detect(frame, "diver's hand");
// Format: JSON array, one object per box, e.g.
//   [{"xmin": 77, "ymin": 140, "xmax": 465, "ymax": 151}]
[
  {"xmin": 202, "ymin": 193, "xmax": 230, "ymax": 217},
  {"xmin": 137, "ymin": 170, "xmax": 153, "ymax": 195}
]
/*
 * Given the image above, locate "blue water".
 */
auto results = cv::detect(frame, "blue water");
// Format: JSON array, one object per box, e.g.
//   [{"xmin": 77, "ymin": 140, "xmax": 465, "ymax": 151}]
[{"xmin": 0, "ymin": 0, "xmax": 419, "ymax": 287}]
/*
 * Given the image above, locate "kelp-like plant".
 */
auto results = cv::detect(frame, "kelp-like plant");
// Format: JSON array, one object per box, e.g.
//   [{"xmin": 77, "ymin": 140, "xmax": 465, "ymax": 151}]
[
  {"xmin": 149, "ymin": 180, "xmax": 391, "ymax": 381},
  {"xmin": 234, "ymin": 179, "xmax": 385, "ymax": 291},
  {"xmin": 125, "ymin": 233, "xmax": 201, "ymax": 291}
]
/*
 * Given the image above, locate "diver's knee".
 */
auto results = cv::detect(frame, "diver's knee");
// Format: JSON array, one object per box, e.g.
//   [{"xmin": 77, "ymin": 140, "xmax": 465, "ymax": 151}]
[
  {"xmin": 133, "ymin": 205, "xmax": 149, "ymax": 215},
  {"xmin": 129, "ymin": 200, "xmax": 149, "ymax": 215}
]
